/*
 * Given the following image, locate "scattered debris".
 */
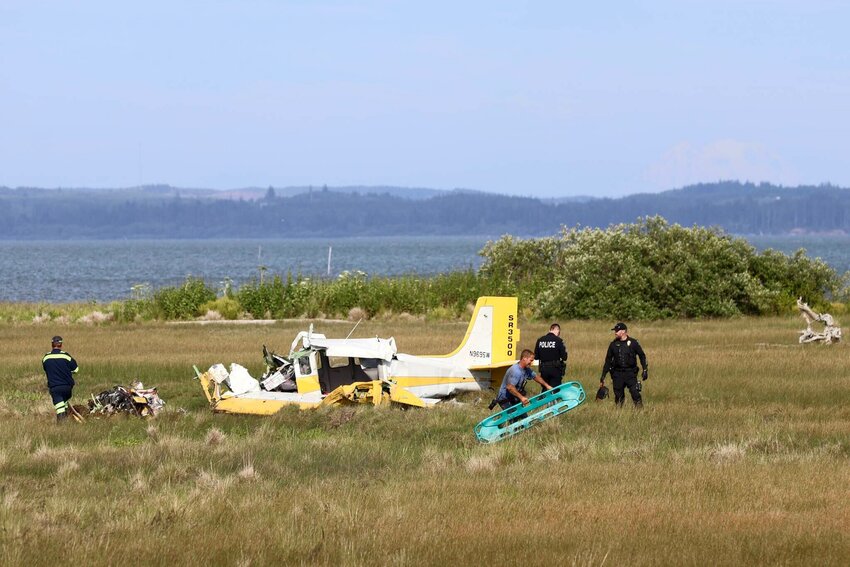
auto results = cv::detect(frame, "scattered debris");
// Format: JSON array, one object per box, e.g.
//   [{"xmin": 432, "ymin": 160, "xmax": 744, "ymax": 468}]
[
  {"xmin": 88, "ymin": 382, "xmax": 166, "ymax": 417},
  {"xmin": 260, "ymin": 345, "xmax": 297, "ymax": 392},
  {"xmin": 797, "ymin": 297, "xmax": 841, "ymax": 344}
]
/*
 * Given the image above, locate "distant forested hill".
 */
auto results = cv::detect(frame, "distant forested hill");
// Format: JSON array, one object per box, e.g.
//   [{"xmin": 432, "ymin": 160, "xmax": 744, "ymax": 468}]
[{"xmin": 1, "ymin": 181, "xmax": 848, "ymax": 238}]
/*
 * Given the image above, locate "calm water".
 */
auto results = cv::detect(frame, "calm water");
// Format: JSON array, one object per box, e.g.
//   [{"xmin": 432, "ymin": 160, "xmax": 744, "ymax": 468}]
[
  {"xmin": 1, "ymin": 235, "xmax": 848, "ymax": 303},
  {"xmin": 0, "ymin": 237, "xmax": 490, "ymax": 302}
]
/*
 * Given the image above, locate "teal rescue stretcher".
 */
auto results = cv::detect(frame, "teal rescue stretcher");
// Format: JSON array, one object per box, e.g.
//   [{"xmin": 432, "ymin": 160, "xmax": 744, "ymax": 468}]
[{"xmin": 475, "ymin": 381, "xmax": 586, "ymax": 443}]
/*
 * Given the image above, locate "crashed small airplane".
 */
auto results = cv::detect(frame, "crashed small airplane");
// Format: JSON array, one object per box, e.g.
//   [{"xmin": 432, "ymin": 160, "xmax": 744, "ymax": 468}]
[{"xmin": 195, "ymin": 296, "xmax": 520, "ymax": 414}]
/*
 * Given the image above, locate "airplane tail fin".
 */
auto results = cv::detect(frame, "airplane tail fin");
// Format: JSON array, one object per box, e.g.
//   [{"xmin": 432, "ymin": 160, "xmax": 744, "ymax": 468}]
[{"xmin": 438, "ymin": 296, "xmax": 519, "ymax": 368}]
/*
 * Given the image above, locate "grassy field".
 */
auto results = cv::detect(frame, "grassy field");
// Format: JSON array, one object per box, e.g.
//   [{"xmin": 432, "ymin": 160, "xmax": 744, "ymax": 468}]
[{"xmin": 1, "ymin": 317, "xmax": 848, "ymax": 566}]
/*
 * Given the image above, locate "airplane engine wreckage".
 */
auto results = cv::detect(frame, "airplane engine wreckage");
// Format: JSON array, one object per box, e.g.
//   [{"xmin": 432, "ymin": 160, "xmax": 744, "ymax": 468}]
[
  {"xmin": 88, "ymin": 383, "xmax": 166, "ymax": 417},
  {"xmin": 194, "ymin": 296, "xmax": 520, "ymax": 414}
]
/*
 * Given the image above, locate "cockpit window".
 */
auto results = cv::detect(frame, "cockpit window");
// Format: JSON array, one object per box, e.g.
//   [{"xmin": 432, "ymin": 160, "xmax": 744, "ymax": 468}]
[
  {"xmin": 327, "ymin": 356, "xmax": 350, "ymax": 369},
  {"xmin": 317, "ymin": 353, "xmax": 375, "ymax": 393},
  {"xmin": 295, "ymin": 355, "xmax": 313, "ymax": 376}
]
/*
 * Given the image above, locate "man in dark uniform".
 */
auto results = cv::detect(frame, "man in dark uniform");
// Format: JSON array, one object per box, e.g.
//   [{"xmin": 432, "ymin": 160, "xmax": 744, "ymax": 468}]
[
  {"xmin": 600, "ymin": 322, "xmax": 648, "ymax": 407},
  {"xmin": 42, "ymin": 336, "xmax": 79, "ymax": 421},
  {"xmin": 535, "ymin": 323, "xmax": 568, "ymax": 389}
]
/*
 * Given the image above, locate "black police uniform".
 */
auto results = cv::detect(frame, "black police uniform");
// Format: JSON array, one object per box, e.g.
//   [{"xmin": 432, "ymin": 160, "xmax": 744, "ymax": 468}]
[
  {"xmin": 535, "ymin": 331, "xmax": 567, "ymax": 388},
  {"xmin": 601, "ymin": 337, "xmax": 647, "ymax": 406},
  {"xmin": 42, "ymin": 348, "xmax": 79, "ymax": 420}
]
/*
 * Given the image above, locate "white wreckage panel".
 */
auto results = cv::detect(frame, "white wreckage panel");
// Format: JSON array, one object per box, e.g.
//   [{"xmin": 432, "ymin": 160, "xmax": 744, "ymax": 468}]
[
  {"xmin": 317, "ymin": 339, "xmax": 397, "ymax": 361},
  {"xmin": 227, "ymin": 363, "xmax": 261, "ymax": 395},
  {"xmin": 391, "ymin": 354, "xmax": 475, "ymax": 379},
  {"xmin": 403, "ymin": 381, "xmax": 488, "ymax": 399}
]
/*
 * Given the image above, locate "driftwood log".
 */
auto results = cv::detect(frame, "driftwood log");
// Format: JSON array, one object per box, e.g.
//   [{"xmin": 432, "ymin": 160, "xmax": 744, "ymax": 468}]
[{"xmin": 797, "ymin": 297, "xmax": 841, "ymax": 344}]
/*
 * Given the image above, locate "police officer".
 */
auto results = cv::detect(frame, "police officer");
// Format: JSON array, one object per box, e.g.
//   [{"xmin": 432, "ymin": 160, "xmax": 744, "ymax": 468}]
[
  {"xmin": 42, "ymin": 336, "xmax": 79, "ymax": 421},
  {"xmin": 535, "ymin": 323, "xmax": 567, "ymax": 389},
  {"xmin": 600, "ymin": 323, "xmax": 648, "ymax": 407}
]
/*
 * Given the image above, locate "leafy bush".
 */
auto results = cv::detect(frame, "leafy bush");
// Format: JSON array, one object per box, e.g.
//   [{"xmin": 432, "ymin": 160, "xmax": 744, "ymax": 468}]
[
  {"xmin": 112, "ymin": 284, "xmax": 156, "ymax": 322},
  {"xmin": 426, "ymin": 271, "xmax": 486, "ymax": 314},
  {"xmin": 200, "ymin": 297, "xmax": 241, "ymax": 320},
  {"xmin": 322, "ymin": 271, "xmax": 375, "ymax": 317},
  {"xmin": 112, "ymin": 299, "xmax": 156, "ymax": 323},
  {"xmin": 478, "ymin": 235, "xmax": 560, "ymax": 301},
  {"xmin": 152, "ymin": 277, "xmax": 216, "ymax": 320},
  {"xmin": 236, "ymin": 275, "xmax": 286, "ymax": 319},
  {"xmin": 748, "ymin": 249, "xmax": 840, "ymax": 312},
  {"xmin": 480, "ymin": 216, "xmax": 842, "ymax": 319}
]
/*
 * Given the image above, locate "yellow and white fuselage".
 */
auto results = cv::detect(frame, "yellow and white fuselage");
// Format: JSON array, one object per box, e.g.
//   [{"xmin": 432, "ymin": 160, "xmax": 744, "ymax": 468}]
[{"xmin": 197, "ymin": 296, "xmax": 520, "ymax": 414}]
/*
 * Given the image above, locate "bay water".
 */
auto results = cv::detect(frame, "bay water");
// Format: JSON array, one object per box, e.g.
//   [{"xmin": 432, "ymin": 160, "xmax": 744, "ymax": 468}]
[{"xmin": 1, "ymin": 235, "xmax": 848, "ymax": 303}]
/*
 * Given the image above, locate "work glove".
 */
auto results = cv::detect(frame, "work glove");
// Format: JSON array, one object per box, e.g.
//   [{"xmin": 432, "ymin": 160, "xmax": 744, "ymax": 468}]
[{"xmin": 641, "ymin": 368, "xmax": 648, "ymax": 381}]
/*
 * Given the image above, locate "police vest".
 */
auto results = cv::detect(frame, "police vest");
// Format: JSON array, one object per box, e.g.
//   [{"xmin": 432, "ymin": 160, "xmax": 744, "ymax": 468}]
[
  {"xmin": 535, "ymin": 333, "xmax": 565, "ymax": 363},
  {"xmin": 610, "ymin": 339, "xmax": 639, "ymax": 370}
]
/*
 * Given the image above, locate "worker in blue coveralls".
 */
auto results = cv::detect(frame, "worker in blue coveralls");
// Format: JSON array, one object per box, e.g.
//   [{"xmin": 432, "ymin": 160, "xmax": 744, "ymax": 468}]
[
  {"xmin": 495, "ymin": 349, "xmax": 553, "ymax": 411},
  {"xmin": 42, "ymin": 336, "xmax": 79, "ymax": 421}
]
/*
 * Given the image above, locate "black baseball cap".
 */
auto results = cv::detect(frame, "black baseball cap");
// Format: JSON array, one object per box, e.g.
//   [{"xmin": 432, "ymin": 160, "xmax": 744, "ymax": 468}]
[
  {"xmin": 611, "ymin": 322, "xmax": 627, "ymax": 332},
  {"xmin": 51, "ymin": 335, "xmax": 63, "ymax": 343}
]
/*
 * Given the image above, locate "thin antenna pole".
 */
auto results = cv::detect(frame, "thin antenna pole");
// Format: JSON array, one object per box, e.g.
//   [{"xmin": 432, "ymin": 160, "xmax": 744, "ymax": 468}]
[
  {"xmin": 345, "ymin": 318, "xmax": 362, "ymax": 340},
  {"xmin": 327, "ymin": 246, "xmax": 332, "ymax": 276}
]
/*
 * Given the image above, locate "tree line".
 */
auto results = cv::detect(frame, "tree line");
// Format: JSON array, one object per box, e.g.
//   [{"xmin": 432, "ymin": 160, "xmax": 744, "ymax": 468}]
[{"xmin": 2, "ymin": 181, "xmax": 850, "ymax": 238}]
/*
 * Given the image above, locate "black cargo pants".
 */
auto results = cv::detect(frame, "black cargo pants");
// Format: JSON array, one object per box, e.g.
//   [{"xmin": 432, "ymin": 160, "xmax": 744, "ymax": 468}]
[
  {"xmin": 612, "ymin": 369, "xmax": 641, "ymax": 407},
  {"xmin": 539, "ymin": 362, "xmax": 564, "ymax": 389}
]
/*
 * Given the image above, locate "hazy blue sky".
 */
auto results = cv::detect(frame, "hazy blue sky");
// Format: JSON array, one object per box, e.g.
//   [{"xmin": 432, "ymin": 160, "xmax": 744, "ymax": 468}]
[{"xmin": 1, "ymin": 1, "xmax": 847, "ymax": 197}]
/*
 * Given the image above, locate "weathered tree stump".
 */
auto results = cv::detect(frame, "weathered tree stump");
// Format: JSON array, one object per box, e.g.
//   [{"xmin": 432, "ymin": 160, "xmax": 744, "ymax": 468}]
[{"xmin": 797, "ymin": 297, "xmax": 841, "ymax": 344}]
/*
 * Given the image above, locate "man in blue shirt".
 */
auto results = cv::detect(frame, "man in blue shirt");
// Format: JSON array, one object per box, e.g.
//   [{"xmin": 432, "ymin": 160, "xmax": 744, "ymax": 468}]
[
  {"xmin": 495, "ymin": 348, "xmax": 553, "ymax": 411},
  {"xmin": 42, "ymin": 336, "xmax": 79, "ymax": 421}
]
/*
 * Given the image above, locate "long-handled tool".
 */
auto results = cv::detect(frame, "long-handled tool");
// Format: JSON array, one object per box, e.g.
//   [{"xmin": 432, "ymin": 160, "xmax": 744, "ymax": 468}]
[{"xmin": 66, "ymin": 402, "xmax": 86, "ymax": 423}]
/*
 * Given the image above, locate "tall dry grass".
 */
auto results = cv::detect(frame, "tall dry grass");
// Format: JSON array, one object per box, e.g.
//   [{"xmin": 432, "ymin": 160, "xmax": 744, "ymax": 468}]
[{"xmin": 1, "ymin": 317, "xmax": 848, "ymax": 566}]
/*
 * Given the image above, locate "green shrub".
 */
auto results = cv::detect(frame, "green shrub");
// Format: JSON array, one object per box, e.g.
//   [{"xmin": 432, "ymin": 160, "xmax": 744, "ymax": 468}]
[
  {"xmin": 152, "ymin": 277, "xmax": 216, "ymax": 320},
  {"xmin": 749, "ymin": 249, "xmax": 840, "ymax": 312},
  {"xmin": 478, "ymin": 235, "xmax": 560, "ymax": 303},
  {"xmin": 200, "ymin": 296, "xmax": 241, "ymax": 320},
  {"xmin": 111, "ymin": 284, "xmax": 156, "ymax": 322},
  {"xmin": 427, "ymin": 271, "xmax": 485, "ymax": 314},
  {"xmin": 236, "ymin": 275, "xmax": 286, "ymax": 319},
  {"xmin": 111, "ymin": 298, "xmax": 156, "ymax": 322},
  {"xmin": 287, "ymin": 277, "xmax": 323, "ymax": 318},
  {"xmin": 322, "ymin": 271, "xmax": 373, "ymax": 317},
  {"xmin": 480, "ymin": 216, "xmax": 843, "ymax": 320}
]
